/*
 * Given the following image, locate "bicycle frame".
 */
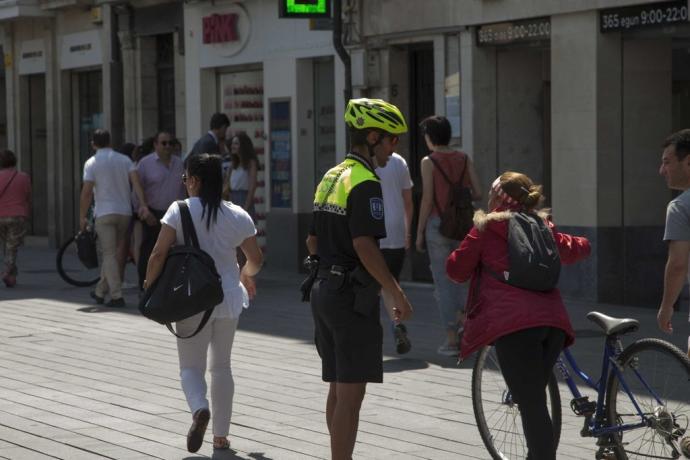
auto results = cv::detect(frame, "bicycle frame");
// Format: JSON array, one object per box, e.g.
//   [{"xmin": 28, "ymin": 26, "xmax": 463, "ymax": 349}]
[{"xmin": 554, "ymin": 334, "xmax": 658, "ymax": 438}]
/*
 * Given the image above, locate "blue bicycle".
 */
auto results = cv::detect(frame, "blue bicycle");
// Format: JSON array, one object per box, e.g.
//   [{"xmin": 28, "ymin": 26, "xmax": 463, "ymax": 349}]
[{"xmin": 472, "ymin": 312, "xmax": 690, "ymax": 459}]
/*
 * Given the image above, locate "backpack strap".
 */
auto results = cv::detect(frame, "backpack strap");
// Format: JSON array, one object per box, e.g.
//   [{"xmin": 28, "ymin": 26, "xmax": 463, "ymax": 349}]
[
  {"xmin": 428, "ymin": 154, "xmax": 469, "ymax": 213},
  {"xmin": 177, "ymin": 200, "xmax": 201, "ymax": 249},
  {"xmin": 0, "ymin": 171, "xmax": 18, "ymax": 201}
]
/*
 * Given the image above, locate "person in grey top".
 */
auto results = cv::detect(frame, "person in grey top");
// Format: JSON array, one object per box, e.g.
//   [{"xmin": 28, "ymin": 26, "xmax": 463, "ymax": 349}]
[{"xmin": 657, "ymin": 129, "xmax": 690, "ymax": 343}]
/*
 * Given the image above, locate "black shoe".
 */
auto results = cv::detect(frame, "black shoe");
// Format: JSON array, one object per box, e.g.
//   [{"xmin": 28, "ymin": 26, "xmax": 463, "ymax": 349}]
[
  {"xmin": 106, "ymin": 297, "xmax": 126, "ymax": 308},
  {"xmin": 187, "ymin": 408, "xmax": 210, "ymax": 453},
  {"xmin": 90, "ymin": 291, "xmax": 104, "ymax": 304},
  {"xmin": 393, "ymin": 323, "xmax": 412, "ymax": 354}
]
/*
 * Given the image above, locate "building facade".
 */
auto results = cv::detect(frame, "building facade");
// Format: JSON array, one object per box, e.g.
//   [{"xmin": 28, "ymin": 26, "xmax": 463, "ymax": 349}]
[
  {"xmin": 0, "ymin": 0, "xmax": 343, "ymax": 273},
  {"xmin": 0, "ymin": 0, "xmax": 683, "ymax": 305},
  {"xmin": 348, "ymin": 0, "xmax": 688, "ymax": 306}
]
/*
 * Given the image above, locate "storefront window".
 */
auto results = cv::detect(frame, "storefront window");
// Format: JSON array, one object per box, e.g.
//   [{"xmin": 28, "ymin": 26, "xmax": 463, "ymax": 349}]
[
  {"xmin": 313, "ymin": 57, "xmax": 335, "ymax": 185},
  {"xmin": 218, "ymin": 69, "xmax": 266, "ymax": 235},
  {"xmin": 75, "ymin": 70, "xmax": 103, "ymax": 170}
]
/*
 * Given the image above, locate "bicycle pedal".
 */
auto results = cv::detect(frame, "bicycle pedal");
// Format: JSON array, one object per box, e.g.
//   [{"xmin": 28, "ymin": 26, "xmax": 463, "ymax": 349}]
[{"xmin": 571, "ymin": 396, "xmax": 597, "ymax": 416}]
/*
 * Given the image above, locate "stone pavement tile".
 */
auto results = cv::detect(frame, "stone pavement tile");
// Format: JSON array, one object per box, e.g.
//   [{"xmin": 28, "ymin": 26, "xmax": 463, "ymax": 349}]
[
  {"xmin": 0, "ymin": 424, "xmax": 109, "ymax": 459},
  {"xmin": 0, "ymin": 447, "xmax": 58, "ymax": 460}
]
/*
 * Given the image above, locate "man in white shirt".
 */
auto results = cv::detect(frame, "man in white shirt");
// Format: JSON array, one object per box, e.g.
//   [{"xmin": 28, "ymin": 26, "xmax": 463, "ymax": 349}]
[
  {"xmin": 79, "ymin": 129, "xmax": 150, "ymax": 307},
  {"xmin": 376, "ymin": 147, "xmax": 414, "ymax": 354}
]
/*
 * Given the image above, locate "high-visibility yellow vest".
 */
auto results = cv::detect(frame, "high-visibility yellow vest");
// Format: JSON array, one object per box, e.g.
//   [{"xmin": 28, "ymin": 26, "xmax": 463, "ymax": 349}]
[{"xmin": 313, "ymin": 156, "xmax": 379, "ymax": 216}]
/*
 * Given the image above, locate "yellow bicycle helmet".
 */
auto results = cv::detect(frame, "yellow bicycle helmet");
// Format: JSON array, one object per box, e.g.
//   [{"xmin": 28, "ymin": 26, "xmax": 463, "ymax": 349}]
[{"xmin": 344, "ymin": 98, "xmax": 408, "ymax": 135}]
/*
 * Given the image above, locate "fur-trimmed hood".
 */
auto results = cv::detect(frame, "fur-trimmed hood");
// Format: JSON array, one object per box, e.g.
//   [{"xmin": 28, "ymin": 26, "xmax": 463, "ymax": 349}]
[{"xmin": 473, "ymin": 209, "xmax": 550, "ymax": 232}]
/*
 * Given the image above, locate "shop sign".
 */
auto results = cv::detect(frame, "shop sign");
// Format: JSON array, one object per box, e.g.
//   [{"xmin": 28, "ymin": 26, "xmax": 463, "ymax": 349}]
[
  {"xmin": 600, "ymin": 1, "xmax": 689, "ymax": 32},
  {"xmin": 477, "ymin": 17, "xmax": 550, "ymax": 46},
  {"xmin": 200, "ymin": 4, "xmax": 250, "ymax": 61},
  {"xmin": 203, "ymin": 13, "xmax": 239, "ymax": 44},
  {"xmin": 18, "ymin": 39, "xmax": 45, "ymax": 75},
  {"xmin": 60, "ymin": 30, "xmax": 103, "ymax": 70}
]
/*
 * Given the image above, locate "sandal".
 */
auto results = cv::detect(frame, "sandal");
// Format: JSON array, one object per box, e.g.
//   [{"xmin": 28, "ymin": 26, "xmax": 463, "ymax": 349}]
[
  {"xmin": 213, "ymin": 436, "xmax": 230, "ymax": 450},
  {"xmin": 187, "ymin": 408, "xmax": 210, "ymax": 453}
]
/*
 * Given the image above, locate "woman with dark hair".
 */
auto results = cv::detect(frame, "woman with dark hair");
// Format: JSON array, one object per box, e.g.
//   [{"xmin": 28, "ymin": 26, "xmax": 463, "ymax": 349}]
[
  {"xmin": 415, "ymin": 115, "xmax": 482, "ymax": 356},
  {"xmin": 119, "ymin": 142, "xmax": 139, "ymax": 161},
  {"xmin": 446, "ymin": 171, "xmax": 590, "ymax": 459},
  {"xmin": 224, "ymin": 132, "xmax": 258, "ymax": 218},
  {"xmin": 144, "ymin": 153, "xmax": 263, "ymax": 453},
  {"xmin": 0, "ymin": 150, "xmax": 31, "ymax": 287}
]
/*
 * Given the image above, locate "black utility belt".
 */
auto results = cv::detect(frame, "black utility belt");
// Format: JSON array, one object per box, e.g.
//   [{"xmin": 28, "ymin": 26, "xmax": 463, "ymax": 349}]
[
  {"xmin": 317, "ymin": 264, "xmax": 352, "ymax": 279},
  {"xmin": 317, "ymin": 264, "xmax": 381, "ymax": 317}
]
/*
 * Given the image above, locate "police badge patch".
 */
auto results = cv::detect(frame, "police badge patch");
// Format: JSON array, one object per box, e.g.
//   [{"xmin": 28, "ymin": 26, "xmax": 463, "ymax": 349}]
[{"xmin": 370, "ymin": 197, "xmax": 384, "ymax": 220}]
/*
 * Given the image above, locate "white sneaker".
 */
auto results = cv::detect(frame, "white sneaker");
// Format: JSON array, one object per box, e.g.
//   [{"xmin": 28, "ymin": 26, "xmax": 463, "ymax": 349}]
[{"xmin": 437, "ymin": 343, "xmax": 459, "ymax": 357}]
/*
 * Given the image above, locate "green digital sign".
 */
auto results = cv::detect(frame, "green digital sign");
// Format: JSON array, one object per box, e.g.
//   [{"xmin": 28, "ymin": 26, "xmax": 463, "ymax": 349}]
[{"xmin": 279, "ymin": 0, "xmax": 330, "ymax": 18}]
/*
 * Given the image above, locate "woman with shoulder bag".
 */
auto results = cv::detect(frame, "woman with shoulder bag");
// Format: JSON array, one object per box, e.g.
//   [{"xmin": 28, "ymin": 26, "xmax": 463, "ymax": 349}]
[
  {"xmin": 446, "ymin": 171, "xmax": 591, "ymax": 460},
  {"xmin": 415, "ymin": 116, "xmax": 482, "ymax": 356},
  {"xmin": 0, "ymin": 150, "xmax": 31, "ymax": 288},
  {"xmin": 144, "ymin": 153, "xmax": 263, "ymax": 453}
]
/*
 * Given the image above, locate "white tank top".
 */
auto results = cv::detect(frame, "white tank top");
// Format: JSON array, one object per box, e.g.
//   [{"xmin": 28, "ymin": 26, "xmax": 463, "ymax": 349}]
[{"xmin": 230, "ymin": 166, "xmax": 249, "ymax": 191}]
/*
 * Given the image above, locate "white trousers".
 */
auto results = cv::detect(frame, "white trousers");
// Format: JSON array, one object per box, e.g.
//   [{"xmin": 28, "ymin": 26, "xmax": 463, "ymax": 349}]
[{"xmin": 176, "ymin": 315, "xmax": 239, "ymax": 437}]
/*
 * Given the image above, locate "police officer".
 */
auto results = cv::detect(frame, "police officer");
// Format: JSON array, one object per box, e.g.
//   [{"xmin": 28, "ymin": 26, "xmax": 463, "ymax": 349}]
[{"xmin": 305, "ymin": 98, "xmax": 413, "ymax": 460}]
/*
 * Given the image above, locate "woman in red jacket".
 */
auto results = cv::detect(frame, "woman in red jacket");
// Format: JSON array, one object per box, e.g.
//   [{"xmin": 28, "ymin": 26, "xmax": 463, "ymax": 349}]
[{"xmin": 446, "ymin": 171, "xmax": 590, "ymax": 460}]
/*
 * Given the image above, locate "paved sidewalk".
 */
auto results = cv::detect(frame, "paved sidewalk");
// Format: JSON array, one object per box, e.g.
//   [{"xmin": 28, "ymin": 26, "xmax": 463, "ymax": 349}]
[{"xmin": 0, "ymin": 244, "xmax": 689, "ymax": 459}]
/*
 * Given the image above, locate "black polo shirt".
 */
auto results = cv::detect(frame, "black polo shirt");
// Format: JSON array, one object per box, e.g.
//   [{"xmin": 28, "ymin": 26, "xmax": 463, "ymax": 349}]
[{"xmin": 310, "ymin": 153, "xmax": 386, "ymax": 269}]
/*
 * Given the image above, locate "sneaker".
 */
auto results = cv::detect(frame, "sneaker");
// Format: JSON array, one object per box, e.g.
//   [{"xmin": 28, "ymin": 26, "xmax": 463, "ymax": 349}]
[
  {"xmin": 90, "ymin": 291, "xmax": 105, "ymax": 304},
  {"xmin": 437, "ymin": 343, "xmax": 459, "ymax": 357},
  {"xmin": 2, "ymin": 273, "xmax": 16, "ymax": 288},
  {"xmin": 393, "ymin": 323, "xmax": 412, "ymax": 354},
  {"xmin": 106, "ymin": 297, "xmax": 126, "ymax": 308}
]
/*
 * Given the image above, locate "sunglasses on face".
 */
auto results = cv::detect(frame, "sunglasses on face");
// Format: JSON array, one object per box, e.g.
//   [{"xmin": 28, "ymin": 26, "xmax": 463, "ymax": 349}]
[{"xmin": 160, "ymin": 141, "xmax": 171, "ymax": 146}]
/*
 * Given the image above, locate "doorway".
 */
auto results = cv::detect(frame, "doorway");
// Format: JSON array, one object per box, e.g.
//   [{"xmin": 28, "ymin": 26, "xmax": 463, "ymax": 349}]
[
  {"xmin": 20, "ymin": 74, "xmax": 48, "ymax": 236},
  {"xmin": 156, "ymin": 34, "xmax": 175, "ymax": 135},
  {"xmin": 408, "ymin": 43, "xmax": 435, "ymax": 281}
]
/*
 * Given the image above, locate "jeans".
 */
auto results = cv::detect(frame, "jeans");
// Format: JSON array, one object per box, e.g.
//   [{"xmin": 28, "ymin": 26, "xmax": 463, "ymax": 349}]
[
  {"xmin": 177, "ymin": 316, "xmax": 239, "ymax": 437},
  {"xmin": 425, "ymin": 216, "xmax": 466, "ymax": 332},
  {"xmin": 494, "ymin": 326, "xmax": 566, "ymax": 460},
  {"xmin": 94, "ymin": 214, "xmax": 131, "ymax": 300}
]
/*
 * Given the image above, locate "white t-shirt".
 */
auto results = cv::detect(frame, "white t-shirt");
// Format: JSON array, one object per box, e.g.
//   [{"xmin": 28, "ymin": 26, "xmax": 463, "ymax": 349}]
[
  {"xmin": 161, "ymin": 197, "xmax": 256, "ymax": 319},
  {"xmin": 376, "ymin": 152, "xmax": 413, "ymax": 249},
  {"xmin": 230, "ymin": 166, "xmax": 249, "ymax": 191},
  {"xmin": 83, "ymin": 148, "xmax": 134, "ymax": 218}
]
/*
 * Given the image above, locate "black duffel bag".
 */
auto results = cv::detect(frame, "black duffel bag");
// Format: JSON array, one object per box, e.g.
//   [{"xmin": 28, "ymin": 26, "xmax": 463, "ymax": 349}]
[
  {"xmin": 138, "ymin": 200, "xmax": 224, "ymax": 338},
  {"xmin": 75, "ymin": 230, "xmax": 99, "ymax": 269}
]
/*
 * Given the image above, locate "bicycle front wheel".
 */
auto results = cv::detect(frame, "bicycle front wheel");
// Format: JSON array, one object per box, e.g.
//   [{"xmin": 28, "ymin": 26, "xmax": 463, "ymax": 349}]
[
  {"xmin": 606, "ymin": 338, "xmax": 690, "ymax": 459},
  {"xmin": 472, "ymin": 345, "xmax": 562, "ymax": 460},
  {"xmin": 56, "ymin": 236, "xmax": 100, "ymax": 287}
]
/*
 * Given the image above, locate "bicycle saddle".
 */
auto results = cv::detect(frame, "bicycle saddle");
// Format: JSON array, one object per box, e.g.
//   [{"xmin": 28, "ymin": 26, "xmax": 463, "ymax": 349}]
[{"xmin": 586, "ymin": 311, "xmax": 639, "ymax": 336}]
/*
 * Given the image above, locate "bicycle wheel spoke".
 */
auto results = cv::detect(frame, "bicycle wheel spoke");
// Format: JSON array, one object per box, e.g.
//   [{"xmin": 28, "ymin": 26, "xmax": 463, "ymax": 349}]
[
  {"xmin": 473, "ymin": 346, "xmax": 558, "ymax": 459},
  {"xmin": 607, "ymin": 338, "xmax": 690, "ymax": 459}
]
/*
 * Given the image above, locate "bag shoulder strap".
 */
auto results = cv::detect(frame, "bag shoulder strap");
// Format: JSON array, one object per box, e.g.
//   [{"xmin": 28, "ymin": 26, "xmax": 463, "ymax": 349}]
[
  {"xmin": 177, "ymin": 200, "xmax": 201, "ymax": 249},
  {"xmin": 165, "ymin": 308, "xmax": 214, "ymax": 339},
  {"xmin": 428, "ymin": 154, "xmax": 469, "ymax": 213},
  {"xmin": 0, "ymin": 171, "xmax": 18, "ymax": 201},
  {"xmin": 428, "ymin": 153, "xmax": 468, "ymax": 186}
]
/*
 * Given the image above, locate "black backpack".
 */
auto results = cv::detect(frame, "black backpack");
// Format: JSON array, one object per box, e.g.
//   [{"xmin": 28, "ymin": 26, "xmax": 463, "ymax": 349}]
[
  {"xmin": 138, "ymin": 200, "xmax": 224, "ymax": 338},
  {"xmin": 429, "ymin": 155, "xmax": 474, "ymax": 241},
  {"xmin": 488, "ymin": 212, "xmax": 561, "ymax": 292}
]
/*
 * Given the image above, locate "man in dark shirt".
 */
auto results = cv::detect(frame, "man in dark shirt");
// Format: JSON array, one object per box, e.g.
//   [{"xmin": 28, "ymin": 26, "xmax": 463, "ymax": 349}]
[
  {"xmin": 188, "ymin": 113, "xmax": 230, "ymax": 158},
  {"xmin": 305, "ymin": 98, "xmax": 413, "ymax": 459}
]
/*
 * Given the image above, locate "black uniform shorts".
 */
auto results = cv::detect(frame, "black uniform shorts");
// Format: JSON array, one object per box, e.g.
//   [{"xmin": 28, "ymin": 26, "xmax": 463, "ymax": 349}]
[{"xmin": 310, "ymin": 278, "xmax": 383, "ymax": 383}]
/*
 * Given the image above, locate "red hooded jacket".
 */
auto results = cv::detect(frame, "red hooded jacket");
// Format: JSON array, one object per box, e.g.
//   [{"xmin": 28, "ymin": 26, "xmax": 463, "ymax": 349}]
[{"xmin": 446, "ymin": 209, "xmax": 591, "ymax": 359}]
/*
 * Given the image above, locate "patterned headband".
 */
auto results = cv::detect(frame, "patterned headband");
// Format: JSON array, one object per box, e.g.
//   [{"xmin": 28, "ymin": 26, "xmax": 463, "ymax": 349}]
[{"xmin": 491, "ymin": 177, "xmax": 518, "ymax": 206}]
